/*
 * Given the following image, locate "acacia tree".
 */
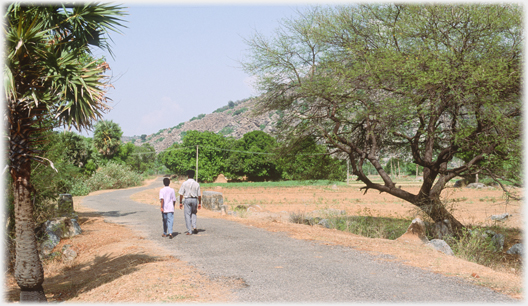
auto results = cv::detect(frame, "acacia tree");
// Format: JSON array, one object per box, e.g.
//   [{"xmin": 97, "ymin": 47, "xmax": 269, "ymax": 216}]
[
  {"xmin": 4, "ymin": 3, "xmax": 125, "ymax": 301},
  {"xmin": 243, "ymin": 4, "xmax": 522, "ymax": 236}
]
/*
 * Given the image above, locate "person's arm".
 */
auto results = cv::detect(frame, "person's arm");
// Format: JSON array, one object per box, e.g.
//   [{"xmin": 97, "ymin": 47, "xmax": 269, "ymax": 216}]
[
  {"xmin": 197, "ymin": 195, "xmax": 202, "ymax": 210},
  {"xmin": 179, "ymin": 194, "xmax": 183, "ymax": 210},
  {"xmin": 160, "ymin": 198, "xmax": 164, "ymax": 212}
]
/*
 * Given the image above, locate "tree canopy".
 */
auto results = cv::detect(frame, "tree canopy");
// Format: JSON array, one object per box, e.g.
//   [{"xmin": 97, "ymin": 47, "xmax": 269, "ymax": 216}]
[{"xmin": 242, "ymin": 3, "xmax": 522, "ymax": 235}]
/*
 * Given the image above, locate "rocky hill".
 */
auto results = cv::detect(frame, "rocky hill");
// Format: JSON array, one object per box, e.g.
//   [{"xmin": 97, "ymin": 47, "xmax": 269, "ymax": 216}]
[{"xmin": 123, "ymin": 98, "xmax": 280, "ymax": 152}]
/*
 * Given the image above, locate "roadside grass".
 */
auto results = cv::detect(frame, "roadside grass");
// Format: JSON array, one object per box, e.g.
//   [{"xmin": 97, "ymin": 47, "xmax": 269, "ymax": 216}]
[
  {"xmin": 201, "ymin": 180, "xmax": 348, "ymax": 189},
  {"xmin": 289, "ymin": 209, "xmax": 522, "ymax": 273}
]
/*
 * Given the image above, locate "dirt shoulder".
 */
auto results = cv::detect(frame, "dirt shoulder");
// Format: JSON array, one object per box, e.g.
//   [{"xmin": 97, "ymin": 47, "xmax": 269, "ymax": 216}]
[{"xmin": 4, "ymin": 185, "xmax": 236, "ymax": 303}]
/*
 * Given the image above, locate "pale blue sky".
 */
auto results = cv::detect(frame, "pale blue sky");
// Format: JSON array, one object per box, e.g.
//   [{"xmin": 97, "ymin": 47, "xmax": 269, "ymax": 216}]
[{"xmin": 92, "ymin": 2, "xmax": 318, "ymax": 137}]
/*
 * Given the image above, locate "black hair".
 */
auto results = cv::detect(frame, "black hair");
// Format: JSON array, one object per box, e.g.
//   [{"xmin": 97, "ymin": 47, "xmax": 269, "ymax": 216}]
[
  {"xmin": 163, "ymin": 177, "xmax": 170, "ymax": 186},
  {"xmin": 186, "ymin": 170, "xmax": 195, "ymax": 178}
]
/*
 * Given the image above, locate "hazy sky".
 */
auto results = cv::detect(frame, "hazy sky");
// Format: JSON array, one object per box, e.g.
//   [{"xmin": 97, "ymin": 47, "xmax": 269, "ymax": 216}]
[{"xmin": 91, "ymin": 1, "xmax": 320, "ymax": 137}]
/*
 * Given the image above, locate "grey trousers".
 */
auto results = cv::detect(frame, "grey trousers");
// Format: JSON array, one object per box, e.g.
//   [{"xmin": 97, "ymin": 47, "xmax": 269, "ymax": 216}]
[{"xmin": 183, "ymin": 198, "xmax": 198, "ymax": 234}]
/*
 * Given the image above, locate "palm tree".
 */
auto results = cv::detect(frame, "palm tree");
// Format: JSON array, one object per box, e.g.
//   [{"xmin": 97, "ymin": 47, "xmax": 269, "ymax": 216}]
[{"xmin": 4, "ymin": 3, "xmax": 126, "ymax": 301}]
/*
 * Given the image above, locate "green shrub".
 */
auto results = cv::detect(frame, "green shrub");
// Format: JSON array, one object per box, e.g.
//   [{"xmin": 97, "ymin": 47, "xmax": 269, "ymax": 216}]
[
  {"xmin": 218, "ymin": 126, "xmax": 234, "ymax": 136},
  {"xmin": 233, "ymin": 107, "xmax": 248, "ymax": 116},
  {"xmin": 449, "ymin": 227, "xmax": 508, "ymax": 268},
  {"xmin": 70, "ymin": 162, "xmax": 143, "ymax": 195}
]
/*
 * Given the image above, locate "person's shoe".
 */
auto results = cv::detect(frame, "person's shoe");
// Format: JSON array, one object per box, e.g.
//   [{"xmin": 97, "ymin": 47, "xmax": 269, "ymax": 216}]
[
  {"xmin": 186, "ymin": 232, "xmax": 192, "ymax": 235},
  {"xmin": 162, "ymin": 234, "xmax": 167, "ymax": 237},
  {"xmin": 193, "ymin": 228, "xmax": 198, "ymax": 234},
  {"xmin": 168, "ymin": 234, "xmax": 173, "ymax": 239}
]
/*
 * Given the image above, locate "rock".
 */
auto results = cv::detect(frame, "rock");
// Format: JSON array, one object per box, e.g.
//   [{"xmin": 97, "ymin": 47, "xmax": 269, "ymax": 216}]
[
  {"xmin": 63, "ymin": 218, "xmax": 82, "ymax": 238},
  {"xmin": 312, "ymin": 208, "xmax": 346, "ymax": 216},
  {"xmin": 426, "ymin": 239, "xmax": 454, "ymax": 256},
  {"xmin": 397, "ymin": 217, "xmax": 429, "ymax": 244},
  {"xmin": 490, "ymin": 213, "xmax": 511, "ymax": 221},
  {"xmin": 62, "ymin": 245, "xmax": 77, "ymax": 262},
  {"xmin": 506, "ymin": 243, "xmax": 523, "ymax": 256},
  {"xmin": 433, "ymin": 219, "xmax": 453, "ymax": 240},
  {"xmin": 491, "ymin": 233, "xmax": 505, "ymax": 251},
  {"xmin": 39, "ymin": 217, "xmax": 82, "ymax": 257},
  {"xmin": 202, "ymin": 191, "xmax": 224, "ymax": 211},
  {"xmin": 40, "ymin": 230, "xmax": 61, "ymax": 257},
  {"xmin": 454, "ymin": 179, "xmax": 467, "ymax": 188},
  {"xmin": 318, "ymin": 219, "xmax": 331, "ymax": 229},
  {"xmin": 467, "ymin": 182, "xmax": 486, "ymax": 189}
]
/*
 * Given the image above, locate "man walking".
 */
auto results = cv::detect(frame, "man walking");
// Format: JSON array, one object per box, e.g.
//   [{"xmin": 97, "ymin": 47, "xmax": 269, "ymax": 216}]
[
  {"xmin": 179, "ymin": 170, "xmax": 201, "ymax": 235},
  {"xmin": 160, "ymin": 177, "xmax": 176, "ymax": 239}
]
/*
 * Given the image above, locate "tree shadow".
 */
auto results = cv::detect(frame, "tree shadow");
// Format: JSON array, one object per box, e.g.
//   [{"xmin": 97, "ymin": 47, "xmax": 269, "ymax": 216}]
[{"xmin": 31, "ymin": 253, "xmax": 162, "ymax": 302}]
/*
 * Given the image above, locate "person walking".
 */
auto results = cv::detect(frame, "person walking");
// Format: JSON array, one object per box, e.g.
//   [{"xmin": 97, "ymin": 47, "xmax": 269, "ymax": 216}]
[
  {"xmin": 160, "ymin": 177, "xmax": 177, "ymax": 239},
  {"xmin": 179, "ymin": 170, "xmax": 201, "ymax": 235}
]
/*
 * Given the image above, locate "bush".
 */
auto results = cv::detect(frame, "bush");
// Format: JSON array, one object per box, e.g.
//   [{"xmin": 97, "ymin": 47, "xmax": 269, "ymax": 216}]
[
  {"xmin": 70, "ymin": 162, "xmax": 143, "ymax": 195},
  {"xmin": 449, "ymin": 227, "xmax": 509, "ymax": 269}
]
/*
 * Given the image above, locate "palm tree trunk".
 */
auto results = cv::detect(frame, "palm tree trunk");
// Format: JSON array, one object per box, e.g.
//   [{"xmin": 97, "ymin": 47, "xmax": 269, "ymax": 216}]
[{"xmin": 12, "ymin": 164, "xmax": 47, "ymax": 302}]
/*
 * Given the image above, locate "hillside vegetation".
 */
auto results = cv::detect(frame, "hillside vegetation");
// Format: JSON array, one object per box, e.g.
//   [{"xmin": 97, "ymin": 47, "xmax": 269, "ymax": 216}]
[{"xmin": 124, "ymin": 98, "xmax": 280, "ymax": 152}]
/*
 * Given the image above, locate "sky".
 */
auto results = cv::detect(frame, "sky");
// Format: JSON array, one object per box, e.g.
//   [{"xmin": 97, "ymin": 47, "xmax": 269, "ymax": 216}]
[{"xmin": 88, "ymin": 1, "xmax": 322, "ymax": 137}]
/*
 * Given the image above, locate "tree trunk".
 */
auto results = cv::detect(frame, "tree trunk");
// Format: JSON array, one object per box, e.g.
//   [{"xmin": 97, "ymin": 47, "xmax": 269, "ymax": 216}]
[
  {"xmin": 12, "ymin": 166, "xmax": 47, "ymax": 302},
  {"xmin": 415, "ymin": 196, "xmax": 464, "ymax": 237}
]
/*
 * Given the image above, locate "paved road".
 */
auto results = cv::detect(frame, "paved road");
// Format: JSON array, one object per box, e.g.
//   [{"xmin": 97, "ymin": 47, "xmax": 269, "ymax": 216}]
[{"xmin": 80, "ymin": 177, "xmax": 517, "ymax": 303}]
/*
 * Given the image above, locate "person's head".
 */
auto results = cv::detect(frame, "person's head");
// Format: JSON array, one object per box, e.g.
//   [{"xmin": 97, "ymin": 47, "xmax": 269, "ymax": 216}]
[
  {"xmin": 186, "ymin": 170, "xmax": 195, "ymax": 178},
  {"xmin": 163, "ymin": 178, "xmax": 170, "ymax": 186}
]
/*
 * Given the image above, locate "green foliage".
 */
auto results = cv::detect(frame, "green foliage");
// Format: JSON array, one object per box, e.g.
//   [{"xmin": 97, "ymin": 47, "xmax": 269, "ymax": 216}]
[
  {"xmin": 175, "ymin": 122, "xmax": 185, "ymax": 129},
  {"xmin": 276, "ymin": 136, "xmax": 345, "ymax": 181},
  {"xmin": 218, "ymin": 126, "xmax": 235, "ymax": 136},
  {"xmin": 159, "ymin": 131, "xmax": 232, "ymax": 182},
  {"xmin": 242, "ymin": 4, "xmax": 522, "ymax": 230},
  {"xmin": 233, "ymin": 107, "xmax": 248, "ymax": 116},
  {"xmin": 93, "ymin": 120, "xmax": 123, "ymax": 158},
  {"xmin": 225, "ymin": 131, "xmax": 281, "ymax": 181},
  {"xmin": 71, "ymin": 162, "xmax": 143, "ymax": 195},
  {"xmin": 448, "ymin": 227, "xmax": 519, "ymax": 270},
  {"xmin": 190, "ymin": 114, "xmax": 206, "ymax": 121}
]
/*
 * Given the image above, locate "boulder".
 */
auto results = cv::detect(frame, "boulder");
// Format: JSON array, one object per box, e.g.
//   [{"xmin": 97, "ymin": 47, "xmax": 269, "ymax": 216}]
[
  {"xmin": 426, "ymin": 239, "xmax": 454, "ymax": 256},
  {"xmin": 433, "ymin": 219, "xmax": 453, "ymax": 240},
  {"xmin": 39, "ymin": 217, "xmax": 82, "ymax": 257},
  {"xmin": 202, "ymin": 191, "xmax": 224, "ymax": 211},
  {"xmin": 506, "ymin": 243, "xmax": 523, "ymax": 256},
  {"xmin": 491, "ymin": 233, "xmax": 505, "ymax": 251},
  {"xmin": 454, "ymin": 179, "xmax": 467, "ymax": 188},
  {"xmin": 467, "ymin": 182, "xmax": 486, "ymax": 189},
  {"xmin": 318, "ymin": 219, "xmax": 331, "ymax": 229},
  {"xmin": 397, "ymin": 217, "xmax": 429, "ymax": 244},
  {"xmin": 490, "ymin": 213, "xmax": 511, "ymax": 221},
  {"xmin": 62, "ymin": 244, "xmax": 77, "ymax": 262}
]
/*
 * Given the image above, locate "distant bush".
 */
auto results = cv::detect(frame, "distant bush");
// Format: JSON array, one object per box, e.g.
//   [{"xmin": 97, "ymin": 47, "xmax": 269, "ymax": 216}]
[
  {"xmin": 190, "ymin": 114, "xmax": 206, "ymax": 121},
  {"xmin": 155, "ymin": 137, "xmax": 165, "ymax": 143},
  {"xmin": 233, "ymin": 107, "xmax": 248, "ymax": 116},
  {"xmin": 175, "ymin": 122, "xmax": 185, "ymax": 129},
  {"xmin": 70, "ymin": 162, "xmax": 143, "ymax": 196},
  {"xmin": 218, "ymin": 126, "xmax": 234, "ymax": 136}
]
